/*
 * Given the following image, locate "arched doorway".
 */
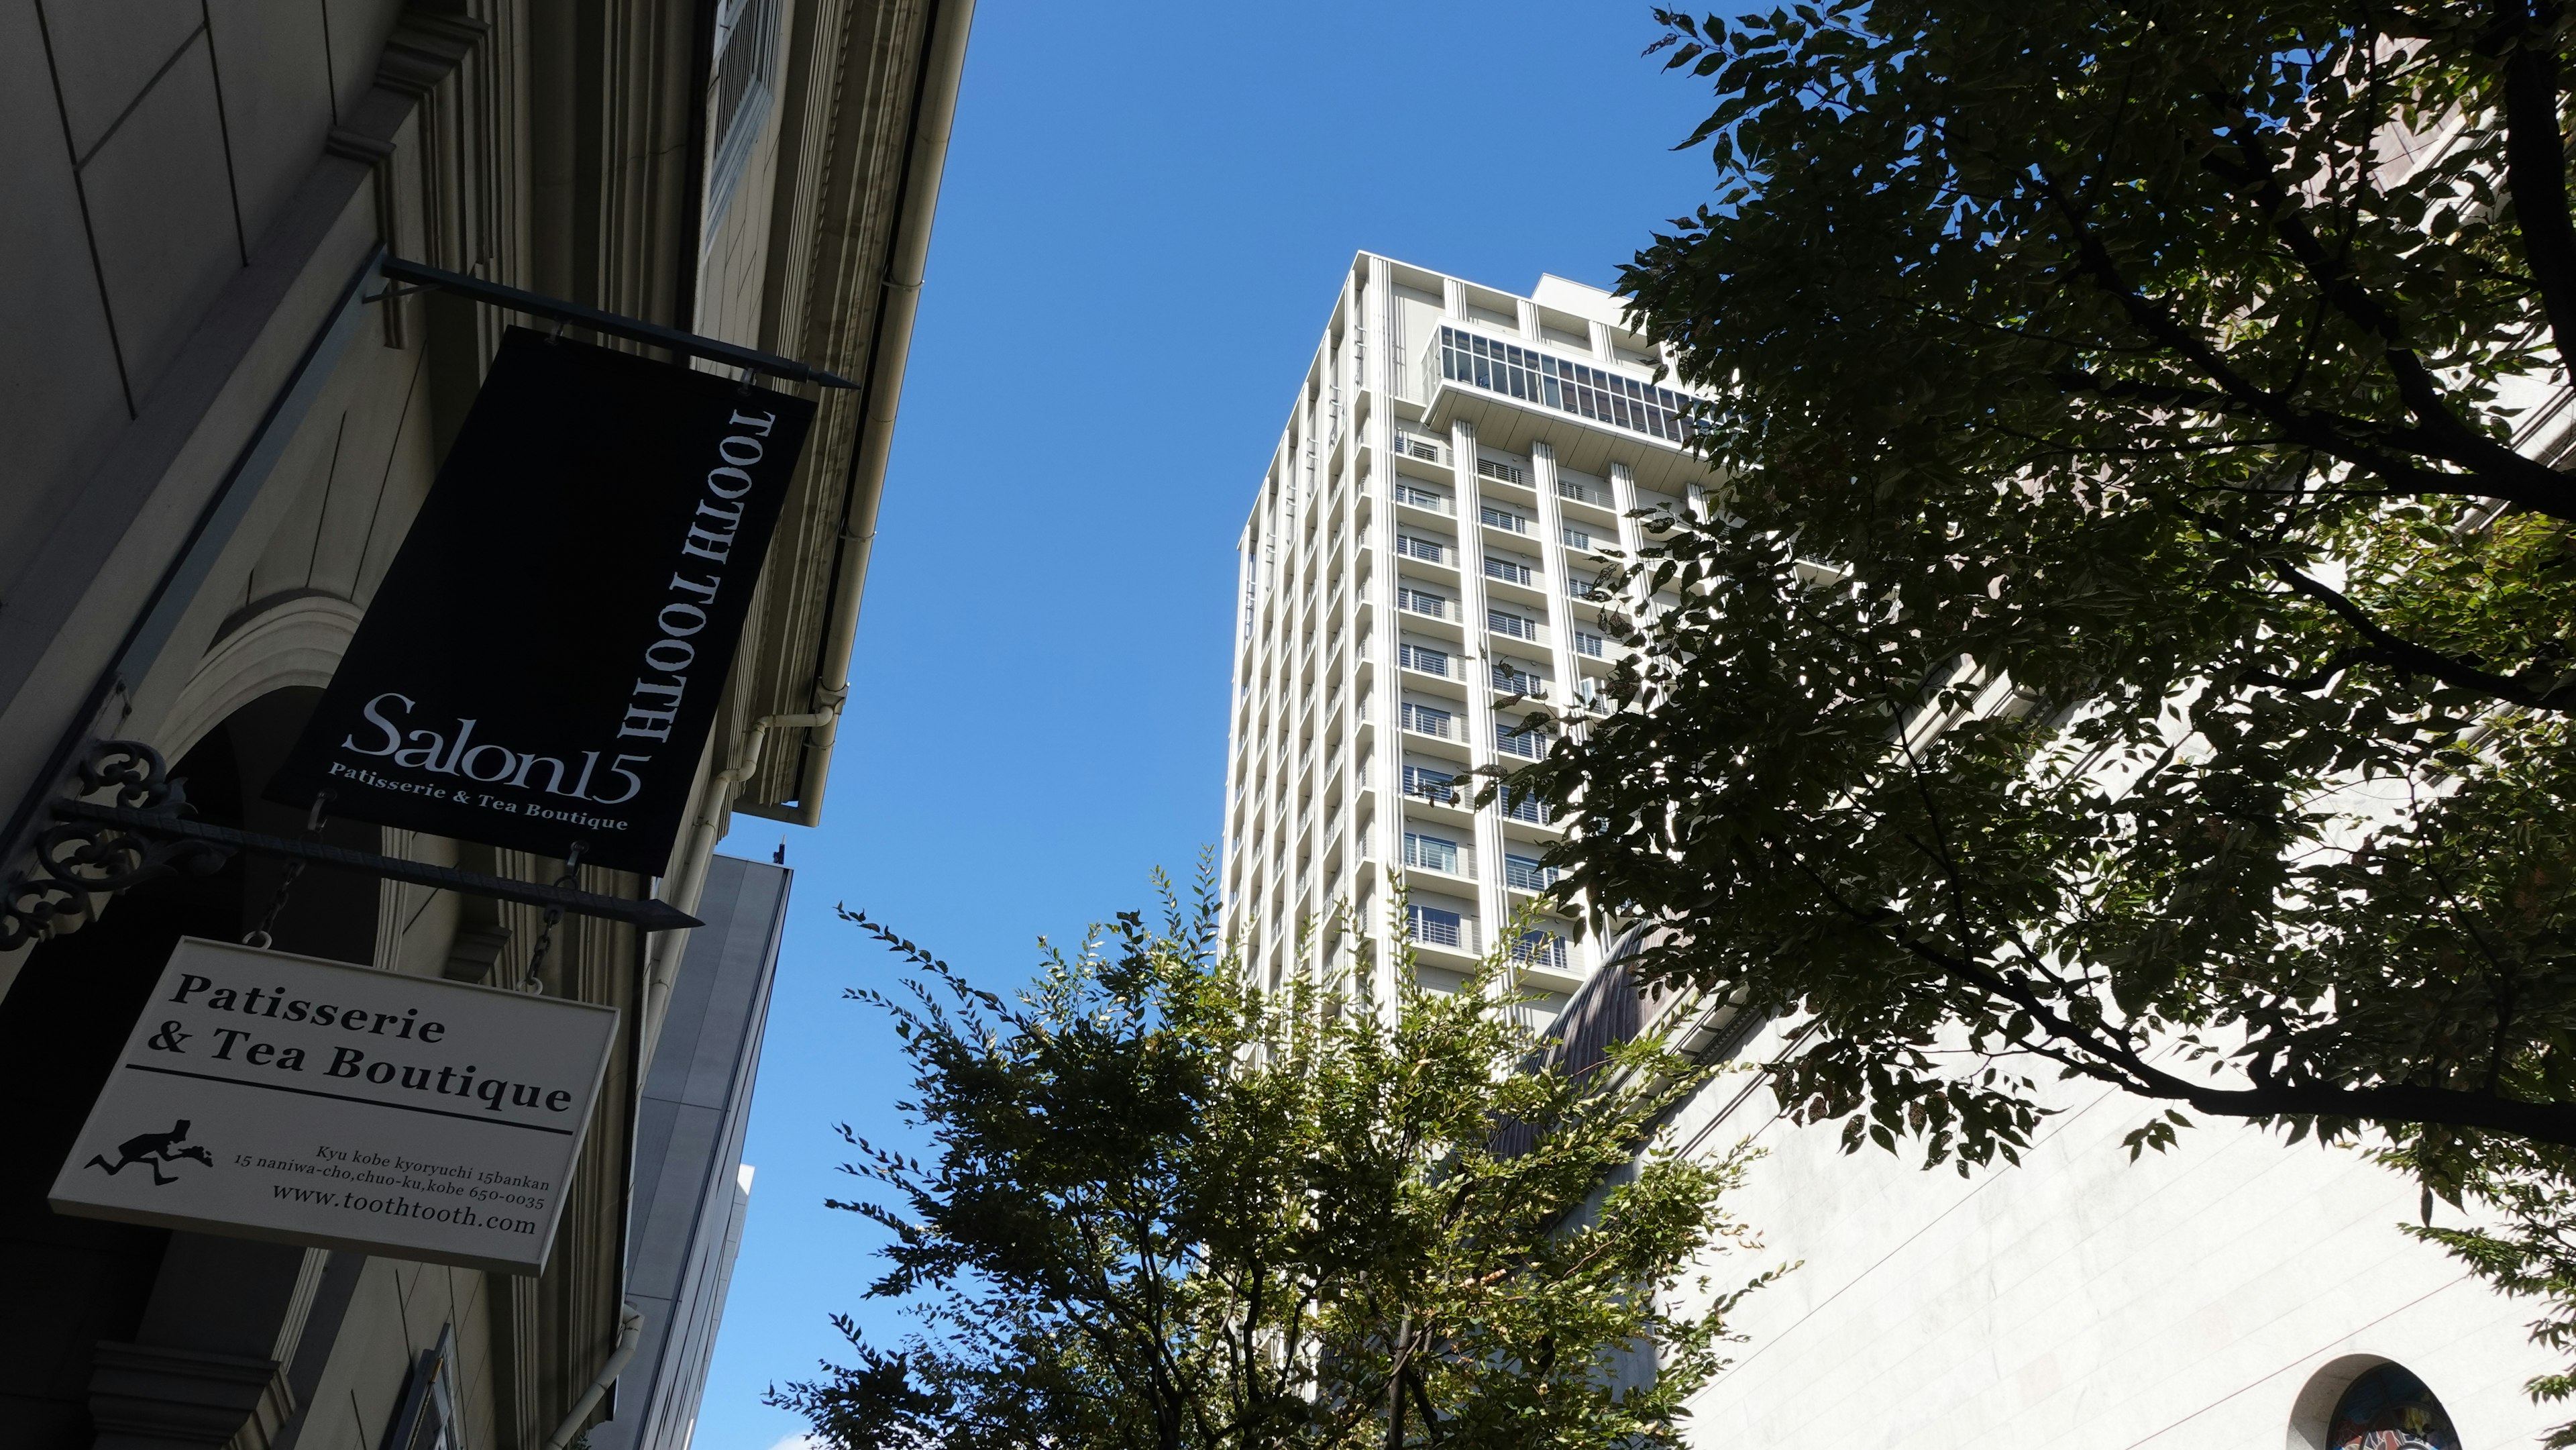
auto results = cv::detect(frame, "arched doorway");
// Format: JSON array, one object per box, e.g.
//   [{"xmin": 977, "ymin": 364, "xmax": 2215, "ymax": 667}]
[{"xmin": 0, "ymin": 688, "xmax": 379, "ymax": 1448}]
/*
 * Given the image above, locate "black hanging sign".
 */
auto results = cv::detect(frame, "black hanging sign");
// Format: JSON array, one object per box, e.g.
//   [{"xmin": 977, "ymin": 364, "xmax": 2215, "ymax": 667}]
[{"xmin": 268, "ymin": 327, "xmax": 814, "ymax": 876}]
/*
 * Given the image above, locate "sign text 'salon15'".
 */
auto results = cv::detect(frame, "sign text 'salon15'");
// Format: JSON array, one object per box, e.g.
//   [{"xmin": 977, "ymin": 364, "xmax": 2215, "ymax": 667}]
[
  {"xmin": 50, "ymin": 938, "xmax": 619, "ymax": 1275},
  {"xmin": 267, "ymin": 327, "xmax": 815, "ymax": 876}
]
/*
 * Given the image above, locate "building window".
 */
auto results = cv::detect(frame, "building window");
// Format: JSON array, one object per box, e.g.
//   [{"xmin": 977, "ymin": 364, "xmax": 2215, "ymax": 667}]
[
  {"xmin": 704, "ymin": 0, "xmax": 783, "ymax": 241},
  {"xmin": 1403, "ymin": 766, "xmax": 1457, "ymax": 803},
  {"xmin": 1395, "ymin": 534, "xmax": 1447, "ymax": 564},
  {"xmin": 384, "ymin": 1326, "xmax": 460, "ymax": 1450},
  {"xmin": 2328, "ymin": 1364, "xmax": 2460, "ymax": 1450},
  {"xmin": 1401, "ymin": 702, "xmax": 1452, "ymax": 739},
  {"xmin": 1407, "ymin": 904, "xmax": 1465, "ymax": 949},
  {"xmin": 1489, "ymin": 609, "xmax": 1538, "ymax": 641},
  {"xmin": 1481, "ymin": 505, "xmax": 1530, "ymax": 534},
  {"xmin": 1399, "ymin": 643, "xmax": 1449, "ymax": 676},
  {"xmin": 1403, "ymin": 832, "xmax": 1460, "ymax": 874},
  {"xmin": 1503, "ymin": 853, "xmax": 1557, "ymax": 891},
  {"xmin": 1437, "ymin": 326, "xmax": 1697, "ymax": 443},
  {"xmin": 1398, "ymin": 587, "xmax": 1449, "ymax": 619}
]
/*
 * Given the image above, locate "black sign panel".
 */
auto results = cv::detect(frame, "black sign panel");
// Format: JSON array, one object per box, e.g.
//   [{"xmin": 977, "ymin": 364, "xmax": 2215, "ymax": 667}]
[{"xmin": 268, "ymin": 327, "xmax": 814, "ymax": 876}]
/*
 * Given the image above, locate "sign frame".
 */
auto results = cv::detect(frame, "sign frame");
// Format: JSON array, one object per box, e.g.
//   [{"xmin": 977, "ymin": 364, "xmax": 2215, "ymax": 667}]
[{"xmin": 50, "ymin": 937, "xmax": 619, "ymax": 1276}]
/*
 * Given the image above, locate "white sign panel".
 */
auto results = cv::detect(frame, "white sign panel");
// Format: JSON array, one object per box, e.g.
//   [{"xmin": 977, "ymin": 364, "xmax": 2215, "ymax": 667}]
[{"xmin": 50, "ymin": 937, "xmax": 618, "ymax": 1275}]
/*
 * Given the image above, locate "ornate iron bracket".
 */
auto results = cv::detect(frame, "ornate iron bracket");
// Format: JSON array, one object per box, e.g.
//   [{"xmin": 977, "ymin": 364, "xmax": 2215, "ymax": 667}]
[{"xmin": 1, "ymin": 740, "xmax": 700, "ymax": 953}]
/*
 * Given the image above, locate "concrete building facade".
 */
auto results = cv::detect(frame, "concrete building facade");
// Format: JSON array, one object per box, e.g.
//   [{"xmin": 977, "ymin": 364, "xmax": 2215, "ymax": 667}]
[
  {"xmin": 0, "ymin": 3, "xmax": 969, "ymax": 1448},
  {"xmin": 1221, "ymin": 254, "xmax": 1704, "ymax": 1025}
]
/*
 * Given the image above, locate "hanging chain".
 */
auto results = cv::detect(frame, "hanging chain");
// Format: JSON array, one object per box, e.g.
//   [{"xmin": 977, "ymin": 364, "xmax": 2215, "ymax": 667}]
[
  {"xmin": 519, "ymin": 841, "xmax": 588, "ymax": 994},
  {"xmin": 242, "ymin": 792, "xmax": 333, "ymax": 950}
]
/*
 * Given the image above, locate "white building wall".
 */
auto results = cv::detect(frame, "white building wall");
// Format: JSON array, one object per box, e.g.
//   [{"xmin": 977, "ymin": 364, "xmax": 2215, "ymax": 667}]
[
  {"xmin": 1670, "ymin": 1017, "xmax": 2561, "ymax": 1449},
  {"xmin": 1222, "ymin": 254, "xmax": 1702, "ymax": 1023}
]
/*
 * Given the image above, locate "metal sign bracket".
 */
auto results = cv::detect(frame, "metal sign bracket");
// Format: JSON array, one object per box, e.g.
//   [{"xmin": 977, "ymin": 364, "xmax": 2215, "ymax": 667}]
[{"xmin": 0, "ymin": 741, "xmax": 698, "ymax": 953}]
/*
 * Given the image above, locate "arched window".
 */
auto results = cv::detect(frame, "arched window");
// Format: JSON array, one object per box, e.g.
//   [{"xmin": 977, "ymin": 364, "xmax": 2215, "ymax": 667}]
[{"xmin": 2328, "ymin": 1363, "xmax": 2461, "ymax": 1450}]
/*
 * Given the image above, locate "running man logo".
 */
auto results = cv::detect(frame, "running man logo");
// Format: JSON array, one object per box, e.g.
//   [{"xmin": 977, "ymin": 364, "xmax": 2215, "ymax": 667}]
[{"xmin": 85, "ymin": 1120, "xmax": 214, "ymax": 1186}]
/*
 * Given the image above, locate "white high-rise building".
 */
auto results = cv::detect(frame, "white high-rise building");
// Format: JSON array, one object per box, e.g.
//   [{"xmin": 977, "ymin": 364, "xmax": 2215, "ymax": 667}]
[{"xmin": 1220, "ymin": 254, "xmax": 1706, "ymax": 1019}]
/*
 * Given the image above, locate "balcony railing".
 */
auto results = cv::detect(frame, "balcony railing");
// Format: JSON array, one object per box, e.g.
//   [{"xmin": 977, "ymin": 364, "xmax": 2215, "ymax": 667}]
[
  {"xmin": 1403, "ymin": 833, "xmax": 1471, "ymax": 876},
  {"xmin": 1392, "ymin": 433, "xmax": 1448, "ymax": 464},
  {"xmin": 1504, "ymin": 856, "xmax": 1560, "ymax": 892},
  {"xmin": 1484, "ymin": 557, "xmax": 1535, "ymax": 587},
  {"xmin": 1397, "ymin": 589, "xmax": 1450, "ymax": 620},
  {"xmin": 1489, "ymin": 611, "xmax": 1544, "ymax": 643},
  {"xmin": 1395, "ymin": 483, "xmax": 1452, "ymax": 513},
  {"xmin": 1494, "ymin": 723, "xmax": 1549, "ymax": 760},
  {"xmin": 1511, "ymin": 931, "xmax": 1570, "ymax": 971},
  {"xmin": 1401, "ymin": 703, "xmax": 1454, "ymax": 739},
  {"xmin": 1403, "ymin": 766, "xmax": 1460, "ymax": 805},
  {"xmin": 1408, "ymin": 905, "xmax": 1475, "ymax": 951},
  {"xmin": 1573, "ymin": 631, "xmax": 1607, "ymax": 658},
  {"xmin": 1396, "ymin": 535, "xmax": 1448, "ymax": 564},
  {"xmin": 1556, "ymin": 476, "xmax": 1611, "ymax": 507},
  {"xmin": 1500, "ymin": 792, "xmax": 1554, "ymax": 825},
  {"xmin": 1493, "ymin": 666, "xmax": 1546, "ymax": 697},
  {"xmin": 1400, "ymin": 643, "xmax": 1450, "ymax": 677},
  {"xmin": 1477, "ymin": 457, "xmax": 1527, "ymax": 486},
  {"xmin": 1480, "ymin": 505, "xmax": 1530, "ymax": 534}
]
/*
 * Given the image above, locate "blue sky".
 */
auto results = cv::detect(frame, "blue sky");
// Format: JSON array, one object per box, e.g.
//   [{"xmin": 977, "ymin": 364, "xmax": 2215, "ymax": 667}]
[{"xmin": 693, "ymin": 4, "xmax": 1720, "ymax": 1445}]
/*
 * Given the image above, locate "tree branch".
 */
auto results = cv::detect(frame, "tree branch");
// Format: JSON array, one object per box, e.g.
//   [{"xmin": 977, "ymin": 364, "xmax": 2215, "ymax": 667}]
[{"xmin": 2493, "ymin": 0, "xmax": 2576, "ymax": 380}]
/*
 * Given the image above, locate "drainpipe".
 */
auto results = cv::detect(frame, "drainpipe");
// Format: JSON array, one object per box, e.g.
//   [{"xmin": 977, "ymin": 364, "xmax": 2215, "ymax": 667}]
[
  {"xmin": 543, "ymin": 1301, "xmax": 643, "ymax": 1450},
  {"xmin": 784, "ymin": 0, "xmax": 973, "ymax": 825}
]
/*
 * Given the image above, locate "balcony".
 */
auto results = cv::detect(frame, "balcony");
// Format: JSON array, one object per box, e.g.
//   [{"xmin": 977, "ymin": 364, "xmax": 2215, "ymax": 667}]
[
  {"xmin": 1396, "ymin": 535, "xmax": 1450, "ymax": 566},
  {"xmin": 1477, "ymin": 456, "xmax": 1527, "ymax": 486},
  {"xmin": 1392, "ymin": 432, "xmax": 1448, "ymax": 465},
  {"xmin": 1401, "ymin": 702, "xmax": 1455, "ymax": 739},
  {"xmin": 1397, "ymin": 588, "xmax": 1451, "ymax": 621},
  {"xmin": 1403, "ymin": 832, "xmax": 1472, "ymax": 878},
  {"xmin": 1503, "ymin": 855, "xmax": 1559, "ymax": 892},
  {"xmin": 1510, "ymin": 931, "xmax": 1570, "ymax": 972},
  {"xmin": 1399, "ymin": 643, "xmax": 1450, "ymax": 678},
  {"xmin": 1556, "ymin": 476, "xmax": 1612, "ymax": 507},
  {"xmin": 1407, "ymin": 904, "xmax": 1478, "ymax": 953},
  {"xmin": 1499, "ymin": 791, "xmax": 1554, "ymax": 825},
  {"xmin": 1395, "ymin": 482, "xmax": 1452, "ymax": 514},
  {"xmin": 1573, "ymin": 630, "xmax": 1607, "ymax": 658},
  {"xmin": 1494, "ymin": 722, "xmax": 1549, "ymax": 760},
  {"xmin": 1479, "ymin": 505, "xmax": 1530, "ymax": 535},
  {"xmin": 1483, "ymin": 556, "xmax": 1536, "ymax": 588},
  {"xmin": 1492, "ymin": 665, "xmax": 1546, "ymax": 698},
  {"xmin": 1402, "ymin": 766, "xmax": 1460, "ymax": 805},
  {"xmin": 1488, "ymin": 610, "xmax": 1545, "ymax": 644}
]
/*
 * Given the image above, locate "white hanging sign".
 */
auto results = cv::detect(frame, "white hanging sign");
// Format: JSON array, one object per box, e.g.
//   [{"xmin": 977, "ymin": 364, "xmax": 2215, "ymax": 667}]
[{"xmin": 50, "ymin": 937, "xmax": 617, "ymax": 1275}]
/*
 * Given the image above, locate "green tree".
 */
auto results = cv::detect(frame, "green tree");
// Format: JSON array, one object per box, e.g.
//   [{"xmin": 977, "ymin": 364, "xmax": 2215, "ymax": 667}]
[
  {"xmin": 768, "ymin": 874, "xmax": 1780, "ymax": 1450},
  {"xmin": 1500, "ymin": 0, "xmax": 2576, "ymax": 1423}
]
